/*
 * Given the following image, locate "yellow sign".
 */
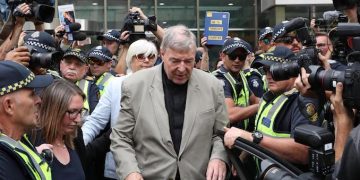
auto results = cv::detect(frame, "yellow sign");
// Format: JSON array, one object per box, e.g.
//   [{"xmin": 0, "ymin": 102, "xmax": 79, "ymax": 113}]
[
  {"xmin": 206, "ymin": 12, "xmax": 213, "ymax": 17},
  {"xmin": 208, "ymin": 36, "xmax": 223, "ymax": 40},
  {"xmin": 210, "ymin": 20, "xmax": 222, "ymax": 25},
  {"xmin": 209, "ymin": 27, "xmax": 223, "ymax": 31}
]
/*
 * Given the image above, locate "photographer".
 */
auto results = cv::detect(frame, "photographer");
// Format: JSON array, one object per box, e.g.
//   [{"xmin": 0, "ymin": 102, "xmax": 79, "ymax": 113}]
[
  {"xmin": 114, "ymin": 7, "xmax": 164, "ymax": 75},
  {"xmin": 330, "ymin": 82, "xmax": 358, "ymax": 180}
]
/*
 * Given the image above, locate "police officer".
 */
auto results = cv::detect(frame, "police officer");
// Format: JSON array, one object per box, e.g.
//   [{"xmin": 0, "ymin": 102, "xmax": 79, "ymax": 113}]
[
  {"xmin": 0, "ymin": 61, "xmax": 53, "ymax": 179},
  {"xmin": 87, "ymin": 46, "xmax": 114, "ymax": 96},
  {"xmin": 59, "ymin": 48, "xmax": 99, "ymax": 114},
  {"xmin": 257, "ymin": 27, "xmax": 273, "ymax": 53},
  {"xmin": 224, "ymin": 46, "xmax": 320, "ymax": 167},
  {"xmin": 213, "ymin": 37, "xmax": 259, "ymax": 130},
  {"xmin": 243, "ymin": 52, "xmax": 267, "ymax": 98}
]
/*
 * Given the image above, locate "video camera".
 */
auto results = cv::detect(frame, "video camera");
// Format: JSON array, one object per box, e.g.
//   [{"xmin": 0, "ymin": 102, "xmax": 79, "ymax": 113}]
[
  {"xmin": 315, "ymin": 11, "xmax": 348, "ymax": 29},
  {"xmin": 7, "ymin": 0, "xmax": 55, "ymax": 23},
  {"xmin": 259, "ymin": 124, "xmax": 334, "ymax": 180},
  {"xmin": 55, "ymin": 22, "xmax": 87, "ymax": 41},
  {"xmin": 121, "ymin": 12, "xmax": 157, "ymax": 44},
  {"xmin": 270, "ymin": 17, "xmax": 320, "ymax": 81}
]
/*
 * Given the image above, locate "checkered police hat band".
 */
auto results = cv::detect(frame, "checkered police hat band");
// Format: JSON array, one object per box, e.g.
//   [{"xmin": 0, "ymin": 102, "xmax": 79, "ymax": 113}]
[
  {"xmin": 104, "ymin": 33, "xmax": 120, "ymax": 42},
  {"xmin": 25, "ymin": 41, "xmax": 56, "ymax": 52},
  {"xmin": 223, "ymin": 43, "xmax": 250, "ymax": 53},
  {"xmin": 89, "ymin": 52, "xmax": 112, "ymax": 61},
  {"xmin": 272, "ymin": 26, "xmax": 286, "ymax": 42},
  {"xmin": 259, "ymin": 29, "xmax": 273, "ymax": 40},
  {"xmin": 65, "ymin": 52, "xmax": 87, "ymax": 62},
  {"xmin": 0, "ymin": 73, "xmax": 35, "ymax": 96},
  {"xmin": 263, "ymin": 55, "xmax": 289, "ymax": 63}
]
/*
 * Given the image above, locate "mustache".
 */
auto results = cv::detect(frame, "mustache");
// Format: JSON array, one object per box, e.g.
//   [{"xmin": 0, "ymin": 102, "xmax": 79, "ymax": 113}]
[{"xmin": 65, "ymin": 69, "xmax": 78, "ymax": 76}]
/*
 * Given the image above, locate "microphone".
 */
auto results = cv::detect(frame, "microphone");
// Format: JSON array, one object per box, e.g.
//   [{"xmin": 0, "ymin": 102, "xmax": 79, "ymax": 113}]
[
  {"xmin": 72, "ymin": 32, "xmax": 87, "ymax": 41},
  {"xmin": 323, "ymin": 11, "xmax": 341, "ymax": 22},
  {"xmin": 65, "ymin": 22, "xmax": 81, "ymax": 33},
  {"xmin": 56, "ymin": 22, "xmax": 82, "ymax": 37}
]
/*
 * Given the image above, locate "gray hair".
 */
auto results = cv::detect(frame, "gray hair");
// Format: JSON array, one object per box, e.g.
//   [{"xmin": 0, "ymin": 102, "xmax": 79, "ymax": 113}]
[
  {"xmin": 160, "ymin": 25, "xmax": 196, "ymax": 52},
  {"xmin": 125, "ymin": 39, "xmax": 158, "ymax": 73}
]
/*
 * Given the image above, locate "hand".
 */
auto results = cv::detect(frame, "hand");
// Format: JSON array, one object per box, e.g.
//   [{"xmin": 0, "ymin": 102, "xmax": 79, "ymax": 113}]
[
  {"xmin": 125, "ymin": 172, "xmax": 143, "ymax": 180},
  {"xmin": 224, "ymin": 127, "xmax": 252, "ymax": 148},
  {"xmin": 36, "ymin": 144, "xmax": 53, "ymax": 154},
  {"xmin": 206, "ymin": 159, "xmax": 226, "ymax": 180},
  {"xmin": 5, "ymin": 46, "xmax": 31, "ymax": 66},
  {"xmin": 14, "ymin": 3, "xmax": 31, "ymax": 24},
  {"xmin": 129, "ymin": 7, "xmax": 147, "ymax": 19},
  {"xmin": 294, "ymin": 68, "xmax": 317, "ymax": 98},
  {"xmin": 329, "ymin": 82, "xmax": 353, "ymax": 120},
  {"xmin": 54, "ymin": 24, "xmax": 65, "ymax": 37},
  {"xmin": 201, "ymin": 36, "xmax": 209, "ymax": 51}
]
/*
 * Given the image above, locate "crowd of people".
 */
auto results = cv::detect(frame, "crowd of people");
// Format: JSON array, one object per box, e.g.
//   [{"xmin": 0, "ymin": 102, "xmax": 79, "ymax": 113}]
[{"xmin": 0, "ymin": 3, "xmax": 359, "ymax": 180}]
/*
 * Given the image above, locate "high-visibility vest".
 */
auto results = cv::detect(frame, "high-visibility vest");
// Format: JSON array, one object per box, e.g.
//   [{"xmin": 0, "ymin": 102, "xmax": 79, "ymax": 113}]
[
  {"xmin": 254, "ymin": 89, "xmax": 298, "ymax": 138},
  {"xmin": 213, "ymin": 69, "xmax": 251, "ymax": 129},
  {"xmin": 95, "ymin": 72, "xmax": 114, "ymax": 96},
  {"xmin": 243, "ymin": 68, "xmax": 268, "ymax": 92},
  {"xmin": 0, "ymin": 133, "xmax": 52, "ymax": 180},
  {"xmin": 76, "ymin": 79, "xmax": 90, "ymax": 112}
]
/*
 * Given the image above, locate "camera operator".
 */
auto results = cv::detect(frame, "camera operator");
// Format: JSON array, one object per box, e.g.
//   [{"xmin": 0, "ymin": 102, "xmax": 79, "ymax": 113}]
[
  {"xmin": 329, "ymin": 82, "xmax": 358, "ymax": 180},
  {"xmin": 114, "ymin": 7, "xmax": 164, "ymax": 75},
  {"xmin": 225, "ymin": 46, "xmax": 321, "ymax": 170}
]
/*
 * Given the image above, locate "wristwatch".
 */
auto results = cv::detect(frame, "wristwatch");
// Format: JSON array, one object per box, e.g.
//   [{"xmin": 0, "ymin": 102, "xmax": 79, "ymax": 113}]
[{"xmin": 252, "ymin": 131, "xmax": 263, "ymax": 144}]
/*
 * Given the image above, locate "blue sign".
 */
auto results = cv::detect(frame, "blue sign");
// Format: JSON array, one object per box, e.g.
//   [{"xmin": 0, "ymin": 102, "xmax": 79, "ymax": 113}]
[{"xmin": 204, "ymin": 11, "xmax": 230, "ymax": 45}]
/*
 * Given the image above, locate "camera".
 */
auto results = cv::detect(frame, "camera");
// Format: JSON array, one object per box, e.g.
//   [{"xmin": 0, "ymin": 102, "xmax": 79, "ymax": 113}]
[
  {"xmin": 259, "ymin": 124, "xmax": 334, "ymax": 180},
  {"xmin": 28, "ymin": 48, "xmax": 63, "ymax": 69},
  {"xmin": 7, "ymin": 0, "xmax": 55, "ymax": 23},
  {"xmin": 315, "ymin": 11, "xmax": 348, "ymax": 29},
  {"xmin": 121, "ymin": 12, "xmax": 157, "ymax": 44}
]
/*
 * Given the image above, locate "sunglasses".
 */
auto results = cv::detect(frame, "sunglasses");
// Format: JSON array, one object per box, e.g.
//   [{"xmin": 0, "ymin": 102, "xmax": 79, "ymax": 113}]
[
  {"xmin": 276, "ymin": 36, "xmax": 300, "ymax": 44},
  {"xmin": 89, "ymin": 59, "xmax": 106, "ymax": 66},
  {"xmin": 227, "ymin": 52, "xmax": 247, "ymax": 61},
  {"xmin": 262, "ymin": 38, "xmax": 271, "ymax": 45},
  {"xmin": 135, "ymin": 54, "xmax": 156, "ymax": 61}
]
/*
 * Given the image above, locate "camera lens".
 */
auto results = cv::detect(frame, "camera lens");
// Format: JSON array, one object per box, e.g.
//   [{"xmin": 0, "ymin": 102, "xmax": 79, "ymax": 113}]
[
  {"xmin": 316, "ymin": 69, "xmax": 344, "ymax": 91},
  {"xmin": 270, "ymin": 61, "xmax": 300, "ymax": 81}
]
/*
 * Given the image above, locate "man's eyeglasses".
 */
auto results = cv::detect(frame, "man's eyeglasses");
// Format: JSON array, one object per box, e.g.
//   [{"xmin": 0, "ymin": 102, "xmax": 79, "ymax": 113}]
[
  {"xmin": 89, "ymin": 59, "xmax": 106, "ymax": 66},
  {"xmin": 66, "ymin": 108, "xmax": 88, "ymax": 120},
  {"xmin": 276, "ymin": 36, "xmax": 300, "ymax": 44},
  {"xmin": 227, "ymin": 52, "xmax": 247, "ymax": 61},
  {"xmin": 135, "ymin": 54, "xmax": 156, "ymax": 61}
]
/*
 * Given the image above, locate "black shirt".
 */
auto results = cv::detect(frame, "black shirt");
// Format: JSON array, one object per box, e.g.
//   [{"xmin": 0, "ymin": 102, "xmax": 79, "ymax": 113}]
[
  {"xmin": 162, "ymin": 65, "xmax": 188, "ymax": 155},
  {"xmin": 52, "ymin": 148, "xmax": 85, "ymax": 180}
]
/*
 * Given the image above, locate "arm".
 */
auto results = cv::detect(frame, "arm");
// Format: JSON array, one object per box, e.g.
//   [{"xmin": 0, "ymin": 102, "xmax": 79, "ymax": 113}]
[
  {"xmin": 88, "ymin": 82, "xmax": 100, "ymax": 114},
  {"xmin": 224, "ymin": 127, "xmax": 308, "ymax": 165},
  {"xmin": 225, "ymin": 98, "xmax": 259, "ymax": 124},
  {"xmin": 330, "ymin": 82, "xmax": 354, "ymax": 161},
  {"xmin": 200, "ymin": 37, "xmax": 209, "ymax": 71},
  {"xmin": 207, "ymin": 78, "xmax": 228, "ymax": 180},
  {"xmin": 82, "ymin": 79, "xmax": 113, "ymax": 145},
  {"xmin": 110, "ymin": 80, "xmax": 142, "ymax": 179},
  {"xmin": 114, "ymin": 31, "xmax": 129, "ymax": 75},
  {"xmin": 0, "ymin": 4, "xmax": 29, "ymax": 60}
]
